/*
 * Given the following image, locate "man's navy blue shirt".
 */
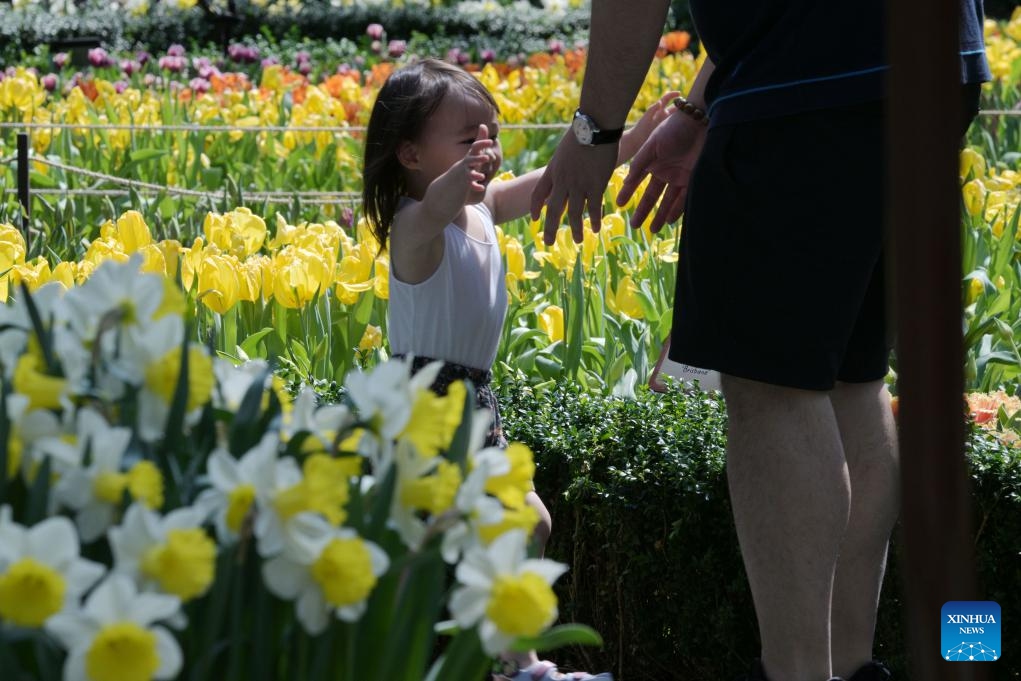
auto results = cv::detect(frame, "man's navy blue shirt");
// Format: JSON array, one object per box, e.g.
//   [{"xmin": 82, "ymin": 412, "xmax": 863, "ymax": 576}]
[{"xmin": 688, "ymin": 0, "xmax": 992, "ymax": 126}]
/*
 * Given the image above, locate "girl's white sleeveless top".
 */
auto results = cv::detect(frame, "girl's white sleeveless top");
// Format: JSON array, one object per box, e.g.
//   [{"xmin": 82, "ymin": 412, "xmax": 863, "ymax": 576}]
[{"xmin": 388, "ymin": 201, "xmax": 507, "ymax": 371}]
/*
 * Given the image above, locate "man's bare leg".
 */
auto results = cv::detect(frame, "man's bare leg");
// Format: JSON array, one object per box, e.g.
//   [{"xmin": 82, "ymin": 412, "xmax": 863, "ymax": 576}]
[
  {"xmin": 722, "ymin": 374, "xmax": 852, "ymax": 681},
  {"xmin": 829, "ymin": 380, "xmax": 899, "ymax": 679}
]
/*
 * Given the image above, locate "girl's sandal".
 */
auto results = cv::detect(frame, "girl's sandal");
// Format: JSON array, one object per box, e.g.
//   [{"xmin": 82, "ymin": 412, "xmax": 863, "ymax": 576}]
[{"xmin": 493, "ymin": 660, "xmax": 614, "ymax": 681}]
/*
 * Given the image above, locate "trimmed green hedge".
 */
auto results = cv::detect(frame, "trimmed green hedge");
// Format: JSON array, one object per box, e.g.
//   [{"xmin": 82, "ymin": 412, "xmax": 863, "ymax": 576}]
[
  {"xmin": 0, "ymin": 2, "xmax": 590, "ymax": 63},
  {"xmin": 496, "ymin": 378, "xmax": 1021, "ymax": 680}
]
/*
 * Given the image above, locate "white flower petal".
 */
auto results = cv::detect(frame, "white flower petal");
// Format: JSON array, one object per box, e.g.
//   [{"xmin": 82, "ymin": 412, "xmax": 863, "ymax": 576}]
[
  {"xmin": 86, "ymin": 574, "xmax": 136, "ymax": 622},
  {"xmin": 487, "ymin": 530, "xmax": 527, "ymax": 569},
  {"xmin": 55, "ymin": 469, "xmax": 93, "ymax": 511},
  {"xmin": 520, "ymin": 559, "xmax": 569, "ymax": 584},
  {"xmin": 192, "ymin": 488, "xmax": 225, "ymax": 525},
  {"xmin": 454, "ymin": 560, "xmax": 494, "ymax": 590},
  {"xmin": 64, "ymin": 559, "xmax": 106, "ymax": 597},
  {"xmin": 77, "ymin": 503, "xmax": 115, "ymax": 544},
  {"xmin": 62, "ymin": 648, "xmax": 90, "ymax": 681},
  {"xmin": 163, "ymin": 506, "xmax": 204, "ymax": 531},
  {"xmin": 46, "ymin": 612, "xmax": 99, "ymax": 651},
  {"xmin": 130, "ymin": 591, "xmax": 182, "ymax": 627},
  {"xmin": 207, "ymin": 449, "xmax": 242, "ymax": 490},
  {"xmin": 26, "ymin": 516, "xmax": 79, "ymax": 566},
  {"xmin": 367, "ymin": 543, "xmax": 390, "ymax": 577},
  {"xmin": 153, "ymin": 626, "xmax": 183, "ymax": 679},
  {"xmin": 296, "ymin": 585, "xmax": 329, "ymax": 635},
  {"xmin": 336, "ymin": 599, "xmax": 367, "ymax": 623},
  {"xmin": 478, "ymin": 619, "xmax": 514, "ymax": 656},
  {"xmin": 262, "ymin": 555, "xmax": 307, "ymax": 600},
  {"xmin": 449, "ymin": 586, "xmax": 488, "ymax": 628}
]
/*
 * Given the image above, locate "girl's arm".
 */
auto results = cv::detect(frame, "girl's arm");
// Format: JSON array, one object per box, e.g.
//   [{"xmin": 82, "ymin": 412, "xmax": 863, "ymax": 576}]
[
  {"xmin": 486, "ymin": 91, "xmax": 677, "ymax": 225},
  {"xmin": 390, "ymin": 126, "xmax": 494, "ymax": 283},
  {"xmin": 392, "ymin": 126, "xmax": 495, "ymax": 252}
]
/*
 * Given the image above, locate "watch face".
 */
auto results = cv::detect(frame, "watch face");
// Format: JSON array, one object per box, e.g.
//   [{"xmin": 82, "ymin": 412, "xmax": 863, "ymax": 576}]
[{"xmin": 572, "ymin": 114, "xmax": 594, "ymax": 145}]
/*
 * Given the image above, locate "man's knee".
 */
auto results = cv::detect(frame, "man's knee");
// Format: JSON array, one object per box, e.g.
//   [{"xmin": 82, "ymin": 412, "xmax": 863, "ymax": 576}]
[{"xmin": 721, "ymin": 373, "xmax": 828, "ymax": 418}]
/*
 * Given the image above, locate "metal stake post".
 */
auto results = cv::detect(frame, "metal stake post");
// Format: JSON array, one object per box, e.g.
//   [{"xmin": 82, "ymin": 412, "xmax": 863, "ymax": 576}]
[{"xmin": 16, "ymin": 132, "xmax": 31, "ymax": 253}]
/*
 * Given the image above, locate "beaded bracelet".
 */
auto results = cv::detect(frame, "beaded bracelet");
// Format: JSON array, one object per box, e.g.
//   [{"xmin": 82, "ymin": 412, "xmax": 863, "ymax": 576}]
[{"xmin": 673, "ymin": 96, "xmax": 709, "ymax": 125}]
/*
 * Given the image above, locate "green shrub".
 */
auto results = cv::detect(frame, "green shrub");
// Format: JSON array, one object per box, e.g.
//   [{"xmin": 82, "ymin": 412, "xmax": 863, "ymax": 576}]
[
  {"xmin": 497, "ymin": 378, "xmax": 1021, "ymax": 679},
  {"xmin": 0, "ymin": 2, "xmax": 590, "ymax": 63}
]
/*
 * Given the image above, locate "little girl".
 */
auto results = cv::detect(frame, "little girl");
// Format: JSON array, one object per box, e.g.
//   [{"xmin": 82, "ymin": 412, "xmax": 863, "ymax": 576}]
[{"xmin": 362, "ymin": 57, "xmax": 674, "ymax": 681}]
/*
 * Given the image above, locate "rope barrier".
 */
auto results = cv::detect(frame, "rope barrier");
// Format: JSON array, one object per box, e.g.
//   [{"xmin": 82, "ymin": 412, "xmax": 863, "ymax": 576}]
[
  {"xmin": 0, "ymin": 121, "xmax": 569, "ymax": 133},
  {"xmin": 23, "ymin": 156, "xmax": 361, "ymax": 203},
  {"xmin": 0, "ymin": 188, "xmax": 358, "ymax": 205},
  {"xmin": 0, "ymin": 111, "xmax": 1015, "ymax": 136}
]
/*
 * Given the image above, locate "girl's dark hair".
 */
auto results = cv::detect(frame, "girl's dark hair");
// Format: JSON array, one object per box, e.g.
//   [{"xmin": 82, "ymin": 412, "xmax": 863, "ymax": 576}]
[{"xmin": 362, "ymin": 58, "xmax": 499, "ymax": 251}]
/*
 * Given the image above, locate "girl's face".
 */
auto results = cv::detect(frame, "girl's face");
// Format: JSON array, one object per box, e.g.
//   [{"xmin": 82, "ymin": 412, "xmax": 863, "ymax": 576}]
[{"xmin": 406, "ymin": 89, "xmax": 501, "ymax": 202}]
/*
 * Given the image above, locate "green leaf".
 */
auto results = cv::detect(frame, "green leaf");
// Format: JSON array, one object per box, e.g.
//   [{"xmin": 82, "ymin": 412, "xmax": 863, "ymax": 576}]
[
  {"xmin": 24, "ymin": 455, "xmax": 52, "ymax": 526},
  {"xmin": 377, "ymin": 549, "xmax": 446, "ymax": 681},
  {"xmin": 29, "ymin": 170, "xmax": 58, "ymax": 188},
  {"xmin": 425, "ymin": 627, "xmax": 490, "ymax": 681},
  {"xmin": 564, "ymin": 257, "xmax": 585, "ymax": 377},
  {"xmin": 129, "ymin": 147, "xmax": 170, "ymax": 162},
  {"xmin": 240, "ymin": 327, "xmax": 276, "ymax": 359},
  {"xmin": 0, "ymin": 386, "xmax": 9, "ymax": 507},
  {"xmin": 228, "ymin": 364, "xmax": 273, "ymax": 456},
  {"xmin": 509, "ymin": 623, "xmax": 605, "ymax": 652},
  {"xmin": 446, "ymin": 385, "xmax": 476, "ymax": 471}
]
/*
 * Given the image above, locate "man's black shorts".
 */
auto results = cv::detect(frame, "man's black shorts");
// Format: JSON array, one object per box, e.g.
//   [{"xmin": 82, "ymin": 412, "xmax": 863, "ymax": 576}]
[{"xmin": 670, "ymin": 99, "xmax": 889, "ymax": 391}]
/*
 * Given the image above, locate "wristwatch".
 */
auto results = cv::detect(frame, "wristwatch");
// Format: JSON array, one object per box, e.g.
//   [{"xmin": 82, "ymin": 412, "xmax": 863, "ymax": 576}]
[{"xmin": 571, "ymin": 109, "xmax": 624, "ymax": 146}]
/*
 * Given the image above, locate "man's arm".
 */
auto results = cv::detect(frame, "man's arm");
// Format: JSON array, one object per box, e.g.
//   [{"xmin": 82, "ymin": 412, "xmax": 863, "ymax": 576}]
[{"xmin": 529, "ymin": 0, "xmax": 672, "ymax": 245}]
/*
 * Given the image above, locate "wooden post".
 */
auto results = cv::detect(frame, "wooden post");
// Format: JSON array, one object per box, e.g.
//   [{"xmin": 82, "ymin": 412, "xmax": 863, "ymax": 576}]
[
  {"xmin": 16, "ymin": 132, "xmax": 31, "ymax": 254},
  {"xmin": 888, "ymin": 0, "xmax": 987, "ymax": 679}
]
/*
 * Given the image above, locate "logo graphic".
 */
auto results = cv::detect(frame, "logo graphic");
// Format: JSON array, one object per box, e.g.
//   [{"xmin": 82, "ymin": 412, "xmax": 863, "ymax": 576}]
[{"xmin": 942, "ymin": 601, "xmax": 1000, "ymax": 662}]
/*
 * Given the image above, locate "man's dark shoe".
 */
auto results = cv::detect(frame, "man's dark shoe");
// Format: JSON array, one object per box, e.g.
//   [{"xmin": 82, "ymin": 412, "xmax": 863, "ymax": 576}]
[{"xmin": 847, "ymin": 661, "xmax": 891, "ymax": 681}]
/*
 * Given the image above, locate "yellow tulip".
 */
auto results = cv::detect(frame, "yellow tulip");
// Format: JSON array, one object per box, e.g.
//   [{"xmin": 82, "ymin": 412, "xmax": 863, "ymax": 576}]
[
  {"xmin": 962, "ymin": 179, "xmax": 986, "ymax": 217},
  {"xmin": 156, "ymin": 239, "xmax": 183, "ymax": 279},
  {"xmin": 533, "ymin": 228, "xmax": 578, "ymax": 273},
  {"xmin": 237, "ymin": 257, "xmax": 265, "ymax": 303},
  {"xmin": 373, "ymin": 257, "xmax": 389, "ymax": 300},
  {"xmin": 272, "ymin": 247, "xmax": 329, "ymax": 308},
  {"xmin": 50, "ymin": 262, "xmax": 76, "ymax": 289},
  {"xmin": 179, "ymin": 237, "xmax": 207, "ymax": 292},
  {"xmin": 538, "ymin": 305, "xmax": 565, "ymax": 343},
  {"xmin": 607, "ymin": 275, "xmax": 645, "ymax": 320},
  {"xmin": 967, "ymin": 277, "xmax": 984, "ymax": 304},
  {"xmin": 960, "ymin": 148, "xmax": 986, "ymax": 180},
  {"xmin": 197, "ymin": 253, "xmax": 241, "ymax": 315},
  {"xmin": 358, "ymin": 325, "xmax": 383, "ymax": 354}
]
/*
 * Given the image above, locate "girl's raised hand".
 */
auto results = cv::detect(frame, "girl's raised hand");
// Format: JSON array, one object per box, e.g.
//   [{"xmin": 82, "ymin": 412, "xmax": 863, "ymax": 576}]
[
  {"xmin": 617, "ymin": 90, "xmax": 680, "ymax": 163},
  {"xmin": 429, "ymin": 124, "xmax": 495, "ymax": 209}
]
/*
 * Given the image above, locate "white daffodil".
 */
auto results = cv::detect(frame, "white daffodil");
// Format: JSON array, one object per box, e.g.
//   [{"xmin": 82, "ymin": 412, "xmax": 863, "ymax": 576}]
[
  {"xmin": 58, "ymin": 255, "xmax": 163, "ymax": 350},
  {"xmin": 55, "ymin": 256, "xmax": 166, "ymax": 399},
  {"xmin": 211, "ymin": 358, "xmax": 270, "ymax": 412},
  {"xmin": 345, "ymin": 356, "xmax": 442, "ymax": 440},
  {"xmin": 52, "ymin": 409, "xmax": 159, "ymax": 543},
  {"xmin": 0, "ymin": 281, "xmax": 65, "ymax": 381},
  {"xmin": 448, "ymin": 530, "xmax": 568, "ymax": 655},
  {"xmin": 262, "ymin": 513, "xmax": 388, "ymax": 635},
  {"xmin": 474, "ymin": 442, "xmax": 536, "ymax": 510},
  {"xmin": 108, "ymin": 504, "xmax": 216, "ymax": 604},
  {"xmin": 389, "ymin": 438, "xmax": 466, "ymax": 550},
  {"xmin": 251, "ymin": 454, "xmax": 304, "ymax": 557},
  {"xmin": 46, "ymin": 574, "xmax": 182, "ymax": 681},
  {"xmin": 440, "ymin": 455, "xmax": 506, "ymax": 564},
  {"xmin": 282, "ymin": 385, "xmax": 355, "ymax": 452},
  {"xmin": 23, "ymin": 401, "xmax": 88, "ymax": 479},
  {"xmin": 0, "ymin": 507, "xmax": 106, "ymax": 629},
  {"xmin": 193, "ymin": 433, "xmax": 278, "ymax": 544},
  {"xmin": 135, "ymin": 315, "xmax": 214, "ymax": 443}
]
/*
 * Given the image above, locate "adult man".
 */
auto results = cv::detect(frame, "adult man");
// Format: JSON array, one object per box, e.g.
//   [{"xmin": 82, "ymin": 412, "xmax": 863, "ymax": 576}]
[{"xmin": 530, "ymin": 2, "xmax": 990, "ymax": 680}]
